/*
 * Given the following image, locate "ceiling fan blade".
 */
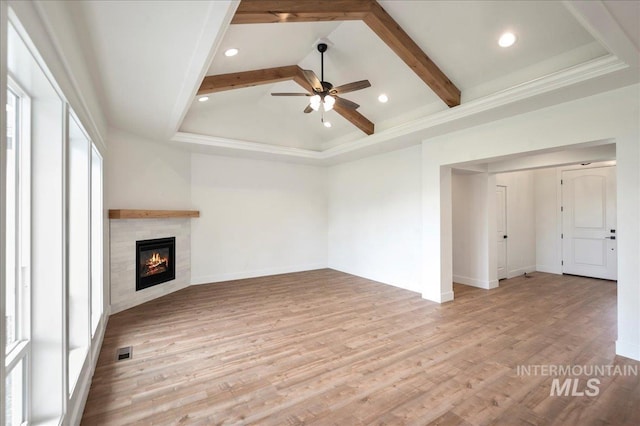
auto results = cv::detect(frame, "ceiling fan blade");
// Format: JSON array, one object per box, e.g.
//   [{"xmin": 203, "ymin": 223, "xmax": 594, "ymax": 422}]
[
  {"xmin": 302, "ymin": 69, "xmax": 323, "ymax": 92},
  {"xmin": 334, "ymin": 96, "xmax": 360, "ymax": 110},
  {"xmin": 303, "ymin": 104, "xmax": 314, "ymax": 113},
  {"xmin": 331, "ymin": 80, "xmax": 371, "ymax": 95},
  {"xmin": 271, "ymin": 93, "xmax": 312, "ymax": 96}
]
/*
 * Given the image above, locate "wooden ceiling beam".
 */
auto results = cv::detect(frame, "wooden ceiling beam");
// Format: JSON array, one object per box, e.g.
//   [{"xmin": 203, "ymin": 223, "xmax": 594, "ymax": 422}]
[
  {"xmin": 231, "ymin": 0, "xmax": 371, "ymax": 24},
  {"xmin": 198, "ymin": 65, "xmax": 300, "ymax": 96},
  {"xmin": 364, "ymin": 2, "xmax": 460, "ymax": 107},
  {"xmin": 229, "ymin": 0, "xmax": 460, "ymax": 108},
  {"xmin": 197, "ymin": 65, "xmax": 375, "ymax": 135},
  {"xmin": 333, "ymin": 103, "xmax": 375, "ymax": 135}
]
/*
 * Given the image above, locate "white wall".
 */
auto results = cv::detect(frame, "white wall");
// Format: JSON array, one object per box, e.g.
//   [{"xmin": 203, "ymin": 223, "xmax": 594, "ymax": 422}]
[
  {"xmin": 451, "ymin": 172, "xmax": 496, "ymax": 288},
  {"xmin": 328, "ymin": 145, "xmax": 422, "ymax": 293},
  {"xmin": 421, "ymin": 84, "xmax": 640, "ymax": 361},
  {"xmin": 106, "ymin": 128, "xmax": 192, "ymax": 209},
  {"xmin": 496, "ymin": 170, "xmax": 536, "ymax": 277},
  {"xmin": 190, "ymin": 153, "xmax": 328, "ymax": 284},
  {"xmin": 106, "ymin": 131, "xmax": 328, "ymax": 287}
]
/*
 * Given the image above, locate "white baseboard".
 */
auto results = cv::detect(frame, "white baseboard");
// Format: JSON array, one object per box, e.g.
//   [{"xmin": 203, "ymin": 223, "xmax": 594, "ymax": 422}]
[
  {"xmin": 191, "ymin": 263, "xmax": 328, "ymax": 285},
  {"xmin": 453, "ymin": 274, "xmax": 498, "ymax": 289},
  {"xmin": 440, "ymin": 290, "xmax": 455, "ymax": 302},
  {"xmin": 506, "ymin": 265, "xmax": 537, "ymax": 279},
  {"xmin": 616, "ymin": 339, "xmax": 640, "ymax": 361},
  {"xmin": 327, "ymin": 265, "xmax": 422, "ymax": 294},
  {"xmin": 536, "ymin": 264, "xmax": 562, "ymax": 275},
  {"xmin": 421, "ymin": 289, "xmax": 455, "ymax": 303},
  {"xmin": 67, "ymin": 313, "xmax": 109, "ymax": 425}
]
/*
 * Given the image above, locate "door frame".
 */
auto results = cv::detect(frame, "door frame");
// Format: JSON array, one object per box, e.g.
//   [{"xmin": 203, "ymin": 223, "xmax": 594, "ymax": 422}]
[
  {"xmin": 554, "ymin": 161, "xmax": 617, "ymax": 277},
  {"xmin": 496, "ymin": 185, "xmax": 508, "ymax": 280}
]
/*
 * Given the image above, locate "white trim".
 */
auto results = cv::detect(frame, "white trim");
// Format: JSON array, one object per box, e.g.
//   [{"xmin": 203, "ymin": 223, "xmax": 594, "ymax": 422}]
[
  {"xmin": 67, "ymin": 313, "xmax": 108, "ymax": 426},
  {"xmin": 172, "ymin": 55, "xmax": 627, "ymax": 163},
  {"xmin": 173, "ymin": 131, "xmax": 321, "ymax": 159},
  {"xmin": 0, "ymin": 2, "xmax": 7, "ymax": 423},
  {"xmin": 453, "ymin": 275, "xmax": 499, "ymax": 290},
  {"xmin": 5, "ymin": 340, "xmax": 29, "ymax": 372},
  {"xmin": 558, "ymin": 163, "xmax": 617, "ymax": 277},
  {"xmin": 29, "ymin": 1, "xmax": 107, "ymax": 149},
  {"xmin": 325, "ymin": 56, "xmax": 626, "ymax": 159},
  {"xmin": 440, "ymin": 291, "xmax": 454, "ymax": 303},
  {"xmin": 563, "ymin": 0, "xmax": 640, "ymax": 67},
  {"xmin": 167, "ymin": 1, "xmax": 240, "ymax": 140},
  {"xmin": 421, "ymin": 290, "xmax": 455, "ymax": 304},
  {"xmin": 506, "ymin": 266, "xmax": 537, "ymax": 279},
  {"xmin": 536, "ymin": 264, "xmax": 562, "ymax": 275},
  {"xmin": 191, "ymin": 264, "xmax": 328, "ymax": 285}
]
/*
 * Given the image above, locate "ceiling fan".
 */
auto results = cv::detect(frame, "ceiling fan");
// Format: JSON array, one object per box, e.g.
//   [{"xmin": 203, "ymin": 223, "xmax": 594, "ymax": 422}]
[{"xmin": 271, "ymin": 42, "xmax": 371, "ymax": 118}]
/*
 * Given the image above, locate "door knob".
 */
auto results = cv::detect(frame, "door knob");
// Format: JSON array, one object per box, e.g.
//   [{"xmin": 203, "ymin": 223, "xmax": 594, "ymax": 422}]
[{"xmin": 503, "ymin": 235, "xmax": 508, "ymax": 239}]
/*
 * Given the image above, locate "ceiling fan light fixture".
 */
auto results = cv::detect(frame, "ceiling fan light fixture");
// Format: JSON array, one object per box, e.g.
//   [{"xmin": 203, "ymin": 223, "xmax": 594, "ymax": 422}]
[
  {"xmin": 378, "ymin": 94, "xmax": 388, "ymax": 103},
  {"xmin": 310, "ymin": 94, "xmax": 322, "ymax": 111},
  {"xmin": 323, "ymin": 121, "xmax": 332, "ymax": 128},
  {"xmin": 323, "ymin": 95, "xmax": 335, "ymax": 111}
]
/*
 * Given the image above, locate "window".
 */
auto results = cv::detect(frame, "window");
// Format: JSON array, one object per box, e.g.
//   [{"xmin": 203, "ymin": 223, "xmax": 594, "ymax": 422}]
[
  {"xmin": 4, "ymin": 10, "xmax": 106, "ymax": 424},
  {"xmin": 5, "ymin": 81, "xmax": 31, "ymax": 426},
  {"xmin": 5, "ymin": 360, "xmax": 24, "ymax": 425},
  {"xmin": 68, "ymin": 114, "xmax": 90, "ymax": 393},
  {"xmin": 91, "ymin": 147, "xmax": 103, "ymax": 335}
]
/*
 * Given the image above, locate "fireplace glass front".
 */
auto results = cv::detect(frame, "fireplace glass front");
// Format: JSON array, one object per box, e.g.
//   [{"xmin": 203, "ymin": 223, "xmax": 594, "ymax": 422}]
[{"xmin": 136, "ymin": 237, "xmax": 175, "ymax": 291}]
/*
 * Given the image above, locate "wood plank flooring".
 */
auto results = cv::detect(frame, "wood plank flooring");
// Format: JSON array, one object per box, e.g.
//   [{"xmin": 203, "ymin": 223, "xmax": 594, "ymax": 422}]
[{"xmin": 82, "ymin": 270, "xmax": 640, "ymax": 425}]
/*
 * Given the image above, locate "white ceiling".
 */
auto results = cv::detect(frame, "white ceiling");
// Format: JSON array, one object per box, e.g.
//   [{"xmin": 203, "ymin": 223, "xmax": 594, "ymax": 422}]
[{"xmin": 68, "ymin": 1, "xmax": 639, "ymax": 163}]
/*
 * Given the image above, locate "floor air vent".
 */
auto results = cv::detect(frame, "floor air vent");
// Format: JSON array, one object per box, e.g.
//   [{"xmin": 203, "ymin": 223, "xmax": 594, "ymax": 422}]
[{"xmin": 116, "ymin": 346, "xmax": 133, "ymax": 361}]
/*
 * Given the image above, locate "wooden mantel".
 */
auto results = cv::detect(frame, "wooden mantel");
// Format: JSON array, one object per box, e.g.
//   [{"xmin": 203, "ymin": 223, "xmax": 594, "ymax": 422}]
[{"xmin": 108, "ymin": 209, "xmax": 200, "ymax": 219}]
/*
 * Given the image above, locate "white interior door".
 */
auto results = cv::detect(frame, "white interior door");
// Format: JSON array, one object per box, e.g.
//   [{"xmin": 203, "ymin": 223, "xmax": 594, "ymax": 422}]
[
  {"xmin": 562, "ymin": 166, "xmax": 617, "ymax": 280},
  {"xmin": 497, "ymin": 186, "xmax": 507, "ymax": 280}
]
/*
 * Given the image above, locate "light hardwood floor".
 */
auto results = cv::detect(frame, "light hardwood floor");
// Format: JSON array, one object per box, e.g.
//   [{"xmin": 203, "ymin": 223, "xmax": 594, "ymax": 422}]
[{"xmin": 82, "ymin": 270, "xmax": 640, "ymax": 425}]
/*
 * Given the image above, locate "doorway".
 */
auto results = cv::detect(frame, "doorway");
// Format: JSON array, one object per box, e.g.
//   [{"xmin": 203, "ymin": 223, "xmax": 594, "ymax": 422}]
[{"xmin": 561, "ymin": 166, "xmax": 617, "ymax": 280}]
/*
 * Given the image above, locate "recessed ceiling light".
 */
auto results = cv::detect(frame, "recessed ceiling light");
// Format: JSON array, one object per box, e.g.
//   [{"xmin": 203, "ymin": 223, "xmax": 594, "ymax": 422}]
[
  {"xmin": 224, "ymin": 48, "xmax": 239, "ymax": 57},
  {"xmin": 498, "ymin": 32, "xmax": 516, "ymax": 48},
  {"xmin": 378, "ymin": 94, "xmax": 389, "ymax": 103},
  {"xmin": 198, "ymin": 96, "xmax": 209, "ymax": 102},
  {"xmin": 323, "ymin": 121, "xmax": 332, "ymax": 128}
]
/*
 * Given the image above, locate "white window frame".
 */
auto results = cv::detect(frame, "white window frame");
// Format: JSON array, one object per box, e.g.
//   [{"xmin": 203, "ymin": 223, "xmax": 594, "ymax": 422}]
[
  {"xmin": 5, "ymin": 76, "xmax": 32, "ymax": 426},
  {"xmin": 90, "ymin": 144, "xmax": 103, "ymax": 337}
]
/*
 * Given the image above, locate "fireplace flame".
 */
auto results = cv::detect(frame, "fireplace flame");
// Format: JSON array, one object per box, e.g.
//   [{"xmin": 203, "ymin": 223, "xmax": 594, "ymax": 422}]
[{"xmin": 142, "ymin": 251, "xmax": 169, "ymax": 277}]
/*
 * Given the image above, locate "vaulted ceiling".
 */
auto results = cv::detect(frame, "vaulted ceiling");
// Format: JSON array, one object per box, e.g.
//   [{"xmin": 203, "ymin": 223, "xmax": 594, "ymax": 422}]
[{"xmin": 69, "ymin": 0, "xmax": 639, "ymax": 164}]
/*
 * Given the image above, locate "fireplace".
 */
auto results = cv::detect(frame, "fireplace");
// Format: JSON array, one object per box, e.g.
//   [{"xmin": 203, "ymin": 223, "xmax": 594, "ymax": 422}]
[{"xmin": 136, "ymin": 237, "xmax": 176, "ymax": 291}]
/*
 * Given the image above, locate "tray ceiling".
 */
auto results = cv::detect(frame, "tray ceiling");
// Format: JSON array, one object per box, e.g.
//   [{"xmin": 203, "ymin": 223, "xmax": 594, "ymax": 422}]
[{"xmin": 67, "ymin": 0, "xmax": 638, "ymax": 163}]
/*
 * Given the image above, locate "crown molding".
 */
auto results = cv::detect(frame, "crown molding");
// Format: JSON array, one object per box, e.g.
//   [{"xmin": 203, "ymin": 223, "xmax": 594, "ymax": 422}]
[
  {"xmin": 172, "ymin": 131, "xmax": 322, "ymax": 159},
  {"xmin": 166, "ymin": 1, "xmax": 240, "ymax": 141}
]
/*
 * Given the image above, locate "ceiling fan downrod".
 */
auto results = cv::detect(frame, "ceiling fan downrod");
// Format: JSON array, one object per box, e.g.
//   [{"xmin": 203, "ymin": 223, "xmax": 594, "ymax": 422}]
[{"xmin": 318, "ymin": 42, "xmax": 327, "ymax": 85}]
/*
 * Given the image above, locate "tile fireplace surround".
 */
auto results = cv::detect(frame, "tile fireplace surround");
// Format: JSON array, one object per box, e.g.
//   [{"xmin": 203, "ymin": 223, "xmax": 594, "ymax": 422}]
[{"xmin": 109, "ymin": 210, "xmax": 199, "ymax": 313}]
